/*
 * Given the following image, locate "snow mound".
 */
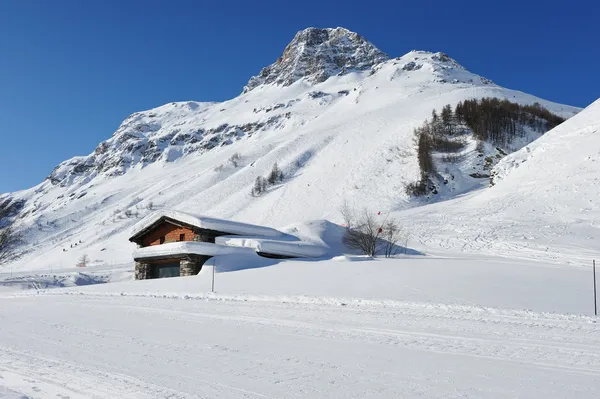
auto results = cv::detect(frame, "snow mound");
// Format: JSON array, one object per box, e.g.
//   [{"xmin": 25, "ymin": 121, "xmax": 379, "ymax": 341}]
[
  {"xmin": 133, "ymin": 241, "xmax": 254, "ymax": 259},
  {"xmin": 0, "ymin": 387, "xmax": 28, "ymax": 399},
  {"xmin": 216, "ymin": 236, "xmax": 328, "ymax": 258}
]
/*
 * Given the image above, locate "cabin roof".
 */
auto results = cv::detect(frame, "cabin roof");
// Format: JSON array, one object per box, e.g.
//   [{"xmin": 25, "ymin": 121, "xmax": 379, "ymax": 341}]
[
  {"xmin": 133, "ymin": 241, "xmax": 254, "ymax": 261},
  {"xmin": 129, "ymin": 210, "xmax": 283, "ymax": 243}
]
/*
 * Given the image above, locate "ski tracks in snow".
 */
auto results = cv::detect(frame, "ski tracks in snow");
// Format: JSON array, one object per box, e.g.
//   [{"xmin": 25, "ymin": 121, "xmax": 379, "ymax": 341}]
[{"xmin": 1, "ymin": 293, "xmax": 599, "ymax": 397}]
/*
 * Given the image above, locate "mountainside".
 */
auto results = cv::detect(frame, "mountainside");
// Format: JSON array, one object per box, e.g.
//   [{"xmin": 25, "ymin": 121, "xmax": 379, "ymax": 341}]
[
  {"xmin": 397, "ymin": 99, "xmax": 600, "ymax": 264},
  {"xmin": 0, "ymin": 27, "xmax": 582, "ymax": 271}
]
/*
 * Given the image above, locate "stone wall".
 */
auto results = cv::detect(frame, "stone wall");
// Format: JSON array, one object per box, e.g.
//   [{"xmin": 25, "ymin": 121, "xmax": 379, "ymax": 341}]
[
  {"xmin": 134, "ymin": 262, "xmax": 150, "ymax": 280},
  {"xmin": 180, "ymin": 256, "xmax": 211, "ymax": 276},
  {"xmin": 135, "ymin": 256, "xmax": 213, "ymax": 280}
]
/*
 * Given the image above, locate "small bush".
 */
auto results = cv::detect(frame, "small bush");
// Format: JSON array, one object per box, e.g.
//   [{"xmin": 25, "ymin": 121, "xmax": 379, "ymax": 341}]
[
  {"xmin": 229, "ymin": 153, "xmax": 241, "ymax": 167},
  {"xmin": 431, "ymin": 136, "xmax": 466, "ymax": 153},
  {"xmin": 77, "ymin": 254, "xmax": 89, "ymax": 268},
  {"xmin": 405, "ymin": 180, "xmax": 428, "ymax": 197},
  {"xmin": 440, "ymin": 153, "xmax": 463, "ymax": 163}
]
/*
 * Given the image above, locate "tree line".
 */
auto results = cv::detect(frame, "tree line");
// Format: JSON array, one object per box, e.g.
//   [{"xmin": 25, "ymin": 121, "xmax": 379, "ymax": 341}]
[
  {"xmin": 455, "ymin": 98, "xmax": 565, "ymax": 146},
  {"xmin": 0, "ymin": 198, "xmax": 25, "ymax": 264},
  {"xmin": 407, "ymin": 98, "xmax": 566, "ymax": 197}
]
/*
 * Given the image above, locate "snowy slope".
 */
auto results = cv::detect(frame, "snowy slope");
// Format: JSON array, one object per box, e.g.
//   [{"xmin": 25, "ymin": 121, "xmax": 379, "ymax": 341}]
[
  {"xmin": 396, "ymin": 99, "xmax": 600, "ymax": 264},
  {"xmin": 1, "ymin": 27, "xmax": 581, "ymax": 271}
]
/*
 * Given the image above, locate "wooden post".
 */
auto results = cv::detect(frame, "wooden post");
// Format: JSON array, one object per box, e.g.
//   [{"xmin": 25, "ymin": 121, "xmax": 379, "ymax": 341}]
[
  {"xmin": 594, "ymin": 260, "xmax": 597, "ymax": 316},
  {"xmin": 211, "ymin": 258, "xmax": 216, "ymax": 293}
]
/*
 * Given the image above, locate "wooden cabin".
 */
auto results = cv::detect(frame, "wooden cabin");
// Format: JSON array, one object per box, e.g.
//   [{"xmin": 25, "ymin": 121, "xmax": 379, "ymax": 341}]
[
  {"xmin": 130, "ymin": 215, "xmax": 234, "ymax": 279},
  {"xmin": 129, "ymin": 211, "xmax": 284, "ymax": 280}
]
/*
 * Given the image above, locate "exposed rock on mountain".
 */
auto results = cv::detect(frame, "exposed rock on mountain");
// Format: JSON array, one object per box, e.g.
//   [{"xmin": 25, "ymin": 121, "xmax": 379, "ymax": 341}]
[{"xmin": 243, "ymin": 27, "xmax": 389, "ymax": 92}]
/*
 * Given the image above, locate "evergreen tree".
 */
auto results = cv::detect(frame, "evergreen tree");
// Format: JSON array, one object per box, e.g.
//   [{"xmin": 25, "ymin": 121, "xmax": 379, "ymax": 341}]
[
  {"xmin": 268, "ymin": 163, "xmax": 281, "ymax": 185},
  {"xmin": 441, "ymin": 104, "xmax": 454, "ymax": 135},
  {"xmin": 261, "ymin": 177, "xmax": 268, "ymax": 192},
  {"xmin": 252, "ymin": 176, "xmax": 265, "ymax": 196}
]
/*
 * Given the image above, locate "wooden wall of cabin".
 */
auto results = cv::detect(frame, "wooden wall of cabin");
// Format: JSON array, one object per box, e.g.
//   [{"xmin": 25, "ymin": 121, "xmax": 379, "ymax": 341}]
[{"xmin": 141, "ymin": 222, "xmax": 195, "ymax": 247}]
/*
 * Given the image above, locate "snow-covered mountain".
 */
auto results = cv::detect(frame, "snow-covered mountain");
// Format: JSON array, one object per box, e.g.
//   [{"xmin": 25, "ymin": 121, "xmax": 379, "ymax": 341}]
[
  {"xmin": 243, "ymin": 27, "xmax": 389, "ymax": 92},
  {"xmin": 0, "ymin": 27, "xmax": 584, "ymax": 271},
  {"xmin": 397, "ymin": 98, "xmax": 600, "ymax": 264}
]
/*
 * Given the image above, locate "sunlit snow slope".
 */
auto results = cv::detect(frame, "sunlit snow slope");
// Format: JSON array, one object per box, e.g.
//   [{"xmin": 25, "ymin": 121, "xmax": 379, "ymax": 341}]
[
  {"xmin": 398, "ymin": 99, "xmax": 600, "ymax": 264},
  {"xmin": 0, "ymin": 28, "xmax": 582, "ymax": 271}
]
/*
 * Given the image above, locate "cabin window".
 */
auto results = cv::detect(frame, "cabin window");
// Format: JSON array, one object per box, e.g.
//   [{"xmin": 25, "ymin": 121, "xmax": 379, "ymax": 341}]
[
  {"xmin": 160, "ymin": 236, "xmax": 165, "ymax": 244},
  {"xmin": 179, "ymin": 233, "xmax": 185, "ymax": 242},
  {"xmin": 152, "ymin": 263, "xmax": 180, "ymax": 278}
]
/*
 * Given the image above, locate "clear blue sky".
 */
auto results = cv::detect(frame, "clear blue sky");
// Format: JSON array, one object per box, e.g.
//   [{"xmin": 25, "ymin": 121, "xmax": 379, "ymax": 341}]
[{"xmin": 1, "ymin": 0, "xmax": 598, "ymax": 193}]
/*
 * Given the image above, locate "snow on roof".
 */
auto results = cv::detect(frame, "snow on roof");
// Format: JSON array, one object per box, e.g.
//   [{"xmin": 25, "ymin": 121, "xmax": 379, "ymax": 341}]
[
  {"xmin": 130, "ymin": 210, "xmax": 283, "ymax": 239},
  {"xmin": 133, "ymin": 241, "xmax": 254, "ymax": 260},
  {"xmin": 216, "ymin": 236, "xmax": 328, "ymax": 258}
]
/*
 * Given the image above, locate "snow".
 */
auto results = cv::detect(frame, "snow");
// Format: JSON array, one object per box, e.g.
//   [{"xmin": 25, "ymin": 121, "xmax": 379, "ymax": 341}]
[
  {"xmin": 1, "ymin": 27, "xmax": 599, "ymax": 398},
  {"xmin": 0, "ymin": 262, "xmax": 132, "ymax": 292},
  {"xmin": 132, "ymin": 240, "xmax": 254, "ymax": 258},
  {"xmin": 216, "ymin": 236, "xmax": 329, "ymax": 258},
  {"xmin": 130, "ymin": 210, "xmax": 283, "ymax": 238},
  {"xmin": 0, "ymin": 387, "xmax": 28, "ymax": 399},
  {"xmin": 1, "ymin": 43, "xmax": 583, "ymax": 272},
  {"xmin": 1, "ymin": 255, "xmax": 600, "ymax": 398},
  {"xmin": 393, "ymin": 98, "xmax": 600, "ymax": 265}
]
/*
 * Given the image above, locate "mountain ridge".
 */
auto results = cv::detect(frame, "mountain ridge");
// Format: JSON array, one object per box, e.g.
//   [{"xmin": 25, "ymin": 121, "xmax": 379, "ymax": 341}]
[
  {"xmin": 243, "ymin": 27, "xmax": 389, "ymax": 93},
  {"xmin": 0, "ymin": 26, "xmax": 584, "ymax": 271}
]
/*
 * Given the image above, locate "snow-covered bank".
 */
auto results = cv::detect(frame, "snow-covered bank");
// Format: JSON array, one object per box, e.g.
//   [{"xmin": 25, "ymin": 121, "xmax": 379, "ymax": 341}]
[
  {"xmin": 1, "ymin": 253, "xmax": 598, "ymax": 398},
  {"xmin": 0, "ymin": 262, "xmax": 132, "ymax": 293},
  {"xmin": 8, "ymin": 255, "xmax": 593, "ymax": 315}
]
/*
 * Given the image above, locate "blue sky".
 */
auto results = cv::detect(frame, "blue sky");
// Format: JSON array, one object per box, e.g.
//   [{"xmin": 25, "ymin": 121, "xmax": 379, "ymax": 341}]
[{"xmin": 0, "ymin": 0, "xmax": 598, "ymax": 193}]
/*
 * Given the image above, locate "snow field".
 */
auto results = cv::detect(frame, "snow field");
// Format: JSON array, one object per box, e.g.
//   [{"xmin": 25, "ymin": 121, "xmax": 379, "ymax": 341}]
[{"xmin": 1, "ymin": 284, "xmax": 599, "ymax": 398}]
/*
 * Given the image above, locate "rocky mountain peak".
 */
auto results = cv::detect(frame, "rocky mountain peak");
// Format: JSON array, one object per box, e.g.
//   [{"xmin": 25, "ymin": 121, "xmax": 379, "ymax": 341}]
[{"xmin": 243, "ymin": 27, "xmax": 389, "ymax": 93}]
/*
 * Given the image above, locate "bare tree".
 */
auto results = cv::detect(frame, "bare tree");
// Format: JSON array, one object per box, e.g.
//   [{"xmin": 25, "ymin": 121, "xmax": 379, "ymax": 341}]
[
  {"xmin": 340, "ymin": 200, "xmax": 354, "ymax": 228},
  {"xmin": 382, "ymin": 220, "xmax": 409, "ymax": 258},
  {"xmin": 341, "ymin": 204, "xmax": 408, "ymax": 257},
  {"xmin": 77, "ymin": 254, "xmax": 89, "ymax": 268},
  {"xmin": 342, "ymin": 207, "xmax": 384, "ymax": 257},
  {"xmin": 0, "ymin": 226, "xmax": 23, "ymax": 264}
]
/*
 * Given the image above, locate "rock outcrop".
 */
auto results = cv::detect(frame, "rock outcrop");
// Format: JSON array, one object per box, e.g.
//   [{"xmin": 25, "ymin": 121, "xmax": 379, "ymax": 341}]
[{"xmin": 243, "ymin": 27, "xmax": 389, "ymax": 92}]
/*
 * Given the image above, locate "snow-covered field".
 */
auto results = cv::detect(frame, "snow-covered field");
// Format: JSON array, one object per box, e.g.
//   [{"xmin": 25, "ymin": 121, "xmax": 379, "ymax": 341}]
[{"xmin": 1, "ymin": 255, "xmax": 600, "ymax": 398}]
